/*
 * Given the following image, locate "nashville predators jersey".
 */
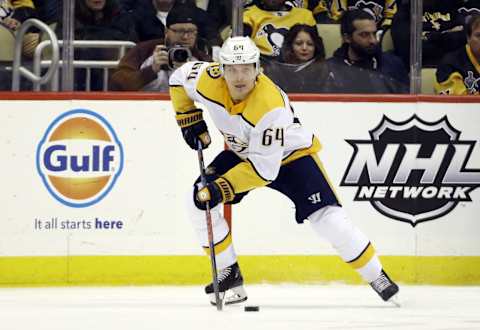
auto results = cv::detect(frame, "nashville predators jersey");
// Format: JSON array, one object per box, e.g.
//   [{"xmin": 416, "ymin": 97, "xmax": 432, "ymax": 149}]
[
  {"xmin": 330, "ymin": 0, "xmax": 397, "ymax": 28},
  {"xmin": 435, "ymin": 45, "xmax": 480, "ymax": 95},
  {"xmin": 169, "ymin": 61, "xmax": 321, "ymax": 193},
  {"xmin": 243, "ymin": 4, "xmax": 316, "ymax": 58}
]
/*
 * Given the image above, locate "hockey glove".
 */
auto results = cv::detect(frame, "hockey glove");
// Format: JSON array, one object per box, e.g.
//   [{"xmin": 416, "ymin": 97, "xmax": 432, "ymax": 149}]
[
  {"xmin": 176, "ymin": 109, "xmax": 211, "ymax": 150},
  {"xmin": 197, "ymin": 177, "xmax": 235, "ymax": 209}
]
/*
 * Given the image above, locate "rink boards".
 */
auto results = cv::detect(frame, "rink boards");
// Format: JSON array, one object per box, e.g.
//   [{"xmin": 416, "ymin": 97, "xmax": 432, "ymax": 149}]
[{"xmin": 0, "ymin": 95, "xmax": 479, "ymax": 285}]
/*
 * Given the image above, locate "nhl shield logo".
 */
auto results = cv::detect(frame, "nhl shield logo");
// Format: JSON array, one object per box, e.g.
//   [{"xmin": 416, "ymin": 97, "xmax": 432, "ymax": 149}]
[{"xmin": 340, "ymin": 115, "xmax": 480, "ymax": 226}]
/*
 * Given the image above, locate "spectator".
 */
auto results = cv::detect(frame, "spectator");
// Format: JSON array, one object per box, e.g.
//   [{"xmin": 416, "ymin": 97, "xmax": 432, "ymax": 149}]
[
  {"xmin": 243, "ymin": 0, "xmax": 316, "ymax": 60},
  {"xmin": 327, "ymin": 9, "xmax": 408, "ymax": 93},
  {"xmin": 1, "ymin": 0, "xmax": 36, "ymax": 30},
  {"xmin": 205, "ymin": 0, "xmax": 232, "ymax": 33},
  {"xmin": 1, "ymin": 1, "xmax": 38, "ymax": 58},
  {"xmin": 392, "ymin": 0, "xmax": 467, "ymax": 67},
  {"xmin": 58, "ymin": 0, "xmax": 138, "ymax": 42},
  {"xmin": 287, "ymin": 0, "xmax": 331, "ymax": 23},
  {"xmin": 54, "ymin": 0, "xmax": 137, "ymax": 90},
  {"xmin": 130, "ymin": 0, "xmax": 221, "ymax": 51},
  {"xmin": 262, "ymin": 23, "xmax": 334, "ymax": 92},
  {"xmin": 110, "ymin": 4, "xmax": 212, "ymax": 91},
  {"xmin": 33, "ymin": 0, "xmax": 59, "ymax": 24},
  {"xmin": 129, "ymin": 0, "xmax": 173, "ymax": 41},
  {"xmin": 435, "ymin": 14, "xmax": 480, "ymax": 95},
  {"xmin": 329, "ymin": 0, "xmax": 397, "ymax": 36},
  {"xmin": 117, "ymin": 0, "xmax": 136, "ymax": 11}
]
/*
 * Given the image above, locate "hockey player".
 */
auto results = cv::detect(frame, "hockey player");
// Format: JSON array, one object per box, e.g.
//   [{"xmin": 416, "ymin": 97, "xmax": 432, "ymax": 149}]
[{"xmin": 169, "ymin": 36, "xmax": 399, "ymax": 306}]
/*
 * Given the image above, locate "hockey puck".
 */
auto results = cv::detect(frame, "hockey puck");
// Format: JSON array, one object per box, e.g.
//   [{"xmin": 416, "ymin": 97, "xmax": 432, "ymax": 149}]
[{"xmin": 244, "ymin": 305, "xmax": 260, "ymax": 312}]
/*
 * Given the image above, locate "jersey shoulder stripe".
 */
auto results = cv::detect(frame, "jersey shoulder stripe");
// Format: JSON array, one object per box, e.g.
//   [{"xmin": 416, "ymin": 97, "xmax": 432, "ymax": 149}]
[
  {"xmin": 241, "ymin": 74, "xmax": 287, "ymax": 126},
  {"xmin": 196, "ymin": 63, "xmax": 229, "ymax": 108}
]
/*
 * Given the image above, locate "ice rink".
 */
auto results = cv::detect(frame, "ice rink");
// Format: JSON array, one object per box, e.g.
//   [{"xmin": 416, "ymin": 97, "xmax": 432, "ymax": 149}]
[{"xmin": 2, "ymin": 284, "xmax": 480, "ymax": 330}]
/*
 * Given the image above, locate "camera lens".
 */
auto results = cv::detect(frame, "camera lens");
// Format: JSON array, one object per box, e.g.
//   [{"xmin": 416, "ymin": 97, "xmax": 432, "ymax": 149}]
[{"xmin": 173, "ymin": 49, "xmax": 189, "ymax": 62}]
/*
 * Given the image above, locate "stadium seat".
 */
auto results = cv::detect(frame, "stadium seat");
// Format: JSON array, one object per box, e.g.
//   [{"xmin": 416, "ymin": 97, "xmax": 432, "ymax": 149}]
[
  {"xmin": 0, "ymin": 24, "xmax": 15, "ymax": 62},
  {"xmin": 220, "ymin": 25, "xmax": 232, "ymax": 41},
  {"xmin": 421, "ymin": 68, "xmax": 437, "ymax": 94},
  {"xmin": 381, "ymin": 29, "xmax": 393, "ymax": 52},
  {"xmin": 317, "ymin": 24, "xmax": 341, "ymax": 59}
]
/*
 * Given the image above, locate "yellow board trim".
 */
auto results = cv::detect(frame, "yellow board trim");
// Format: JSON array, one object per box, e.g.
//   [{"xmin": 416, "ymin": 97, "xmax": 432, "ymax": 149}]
[
  {"xmin": 202, "ymin": 232, "xmax": 232, "ymax": 255},
  {"xmin": 1, "ymin": 255, "xmax": 480, "ymax": 287},
  {"xmin": 347, "ymin": 243, "xmax": 375, "ymax": 269}
]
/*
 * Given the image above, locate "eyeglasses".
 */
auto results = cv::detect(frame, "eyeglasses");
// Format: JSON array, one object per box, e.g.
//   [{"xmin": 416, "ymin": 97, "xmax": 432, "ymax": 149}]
[{"xmin": 169, "ymin": 28, "xmax": 198, "ymax": 36}]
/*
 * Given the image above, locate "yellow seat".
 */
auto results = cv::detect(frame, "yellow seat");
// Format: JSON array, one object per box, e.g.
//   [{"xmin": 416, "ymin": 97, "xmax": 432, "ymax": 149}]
[
  {"xmin": 421, "ymin": 68, "xmax": 437, "ymax": 94},
  {"xmin": 381, "ymin": 28, "xmax": 393, "ymax": 52},
  {"xmin": 317, "ymin": 24, "xmax": 341, "ymax": 59},
  {"xmin": 0, "ymin": 24, "xmax": 15, "ymax": 62}
]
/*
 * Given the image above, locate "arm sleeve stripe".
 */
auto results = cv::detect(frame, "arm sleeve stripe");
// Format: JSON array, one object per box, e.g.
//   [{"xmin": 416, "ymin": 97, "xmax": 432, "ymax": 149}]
[
  {"xmin": 222, "ymin": 176, "xmax": 236, "ymax": 194},
  {"xmin": 169, "ymin": 84, "xmax": 182, "ymax": 87},
  {"xmin": 176, "ymin": 108, "xmax": 202, "ymax": 115},
  {"xmin": 246, "ymin": 158, "xmax": 271, "ymax": 183}
]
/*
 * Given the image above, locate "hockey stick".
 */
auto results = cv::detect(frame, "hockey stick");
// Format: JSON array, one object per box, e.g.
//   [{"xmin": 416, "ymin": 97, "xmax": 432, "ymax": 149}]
[{"xmin": 196, "ymin": 141, "xmax": 222, "ymax": 311}]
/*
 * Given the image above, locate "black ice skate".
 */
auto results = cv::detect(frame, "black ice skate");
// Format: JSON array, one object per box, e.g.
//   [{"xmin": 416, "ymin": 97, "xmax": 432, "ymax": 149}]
[
  {"xmin": 205, "ymin": 262, "xmax": 248, "ymax": 305},
  {"xmin": 370, "ymin": 269, "xmax": 399, "ymax": 303}
]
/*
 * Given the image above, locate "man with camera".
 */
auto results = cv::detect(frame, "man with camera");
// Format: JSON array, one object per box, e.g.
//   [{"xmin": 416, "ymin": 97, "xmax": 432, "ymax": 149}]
[{"xmin": 110, "ymin": 4, "xmax": 212, "ymax": 91}]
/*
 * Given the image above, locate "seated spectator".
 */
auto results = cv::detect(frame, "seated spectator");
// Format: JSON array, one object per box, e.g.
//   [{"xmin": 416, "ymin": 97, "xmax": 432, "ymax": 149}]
[
  {"xmin": 287, "ymin": 0, "xmax": 330, "ymax": 23},
  {"xmin": 262, "ymin": 23, "xmax": 333, "ymax": 92},
  {"xmin": 435, "ymin": 14, "xmax": 480, "ymax": 95},
  {"xmin": 243, "ymin": 0, "xmax": 316, "ymax": 60},
  {"xmin": 327, "ymin": 9, "xmax": 408, "ymax": 93},
  {"xmin": 54, "ymin": 0, "xmax": 138, "ymax": 90},
  {"xmin": 58, "ymin": 0, "xmax": 138, "ymax": 42},
  {"xmin": 33, "ymin": 0, "xmax": 59, "ymax": 24},
  {"xmin": 1, "ymin": 0, "xmax": 38, "ymax": 68},
  {"xmin": 117, "ymin": 0, "xmax": 136, "ymax": 12},
  {"xmin": 329, "ymin": 0, "xmax": 397, "ymax": 36},
  {"xmin": 130, "ymin": 0, "xmax": 221, "ymax": 51},
  {"xmin": 110, "ymin": 4, "xmax": 212, "ymax": 91},
  {"xmin": 205, "ymin": 0, "xmax": 232, "ymax": 34},
  {"xmin": 392, "ymin": 0, "xmax": 467, "ymax": 67},
  {"xmin": 1, "ymin": 0, "xmax": 36, "ymax": 30},
  {"xmin": 129, "ymin": 0, "xmax": 173, "ymax": 41}
]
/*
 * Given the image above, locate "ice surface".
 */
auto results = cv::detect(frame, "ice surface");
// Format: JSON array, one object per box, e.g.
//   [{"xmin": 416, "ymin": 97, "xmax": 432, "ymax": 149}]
[{"xmin": 1, "ymin": 284, "xmax": 479, "ymax": 330}]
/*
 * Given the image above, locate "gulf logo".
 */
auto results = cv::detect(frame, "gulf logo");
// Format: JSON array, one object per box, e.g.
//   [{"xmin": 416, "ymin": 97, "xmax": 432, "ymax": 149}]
[{"xmin": 36, "ymin": 109, "xmax": 124, "ymax": 207}]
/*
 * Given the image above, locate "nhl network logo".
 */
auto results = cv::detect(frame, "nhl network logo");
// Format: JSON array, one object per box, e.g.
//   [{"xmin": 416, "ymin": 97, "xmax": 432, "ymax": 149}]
[{"xmin": 340, "ymin": 115, "xmax": 480, "ymax": 226}]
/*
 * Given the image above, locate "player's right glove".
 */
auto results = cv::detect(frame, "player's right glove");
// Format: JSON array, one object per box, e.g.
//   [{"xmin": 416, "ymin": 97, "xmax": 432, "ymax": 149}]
[{"xmin": 176, "ymin": 109, "xmax": 211, "ymax": 150}]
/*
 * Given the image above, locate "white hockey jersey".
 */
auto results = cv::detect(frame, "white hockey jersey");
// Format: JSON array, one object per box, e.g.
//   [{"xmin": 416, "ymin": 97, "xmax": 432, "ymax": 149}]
[{"xmin": 169, "ymin": 61, "xmax": 321, "ymax": 193}]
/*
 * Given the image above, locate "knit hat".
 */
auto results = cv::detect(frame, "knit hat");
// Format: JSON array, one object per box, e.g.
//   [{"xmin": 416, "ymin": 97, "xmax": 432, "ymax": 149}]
[{"xmin": 166, "ymin": 5, "xmax": 198, "ymax": 27}]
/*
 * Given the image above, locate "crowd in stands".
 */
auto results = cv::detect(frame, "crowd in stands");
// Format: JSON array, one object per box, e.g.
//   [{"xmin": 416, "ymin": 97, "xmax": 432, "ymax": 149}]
[{"xmin": 0, "ymin": 0, "xmax": 478, "ymax": 94}]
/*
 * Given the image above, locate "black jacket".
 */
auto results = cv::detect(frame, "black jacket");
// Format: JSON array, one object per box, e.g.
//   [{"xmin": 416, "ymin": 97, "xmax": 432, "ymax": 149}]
[
  {"xmin": 392, "ymin": 0, "xmax": 467, "ymax": 66},
  {"xmin": 326, "ymin": 43, "xmax": 409, "ymax": 93}
]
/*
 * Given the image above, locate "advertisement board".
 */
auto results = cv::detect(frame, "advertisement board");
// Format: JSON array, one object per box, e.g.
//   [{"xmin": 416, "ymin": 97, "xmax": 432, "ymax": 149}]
[{"xmin": 0, "ymin": 95, "xmax": 479, "ymax": 285}]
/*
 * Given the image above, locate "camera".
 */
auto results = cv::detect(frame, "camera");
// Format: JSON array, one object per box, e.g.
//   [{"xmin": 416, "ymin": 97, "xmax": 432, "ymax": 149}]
[{"xmin": 167, "ymin": 46, "xmax": 192, "ymax": 69}]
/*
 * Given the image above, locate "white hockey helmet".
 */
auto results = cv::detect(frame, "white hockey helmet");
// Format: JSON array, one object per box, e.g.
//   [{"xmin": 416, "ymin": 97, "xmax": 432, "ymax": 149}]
[{"xmin": 219, "ymin": 36, "xmax": 260, "ymax": 74}]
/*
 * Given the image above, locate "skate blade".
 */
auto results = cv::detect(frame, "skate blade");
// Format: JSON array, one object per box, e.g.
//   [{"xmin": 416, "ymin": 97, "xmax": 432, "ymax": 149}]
[
  {"xmin": 209, "ymin": 286, "xmax": 247, "ymax": 306},
  {"xmin": 209, "ymin": 292, "xmax": 225, "ymax": 306},
  {"xmin": 225, "ymin": 285, "xmax": 248, "ymax": 305},
  {"xmin": 387, "ymin": 293, "xmax": 401, "ymax": 307}
]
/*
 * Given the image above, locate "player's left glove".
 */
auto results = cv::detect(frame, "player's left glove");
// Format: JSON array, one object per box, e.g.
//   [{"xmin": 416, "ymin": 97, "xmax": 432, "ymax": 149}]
[{"xmin": 197, "ymin": 177, "xmax": 235, "ymax": 209}]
